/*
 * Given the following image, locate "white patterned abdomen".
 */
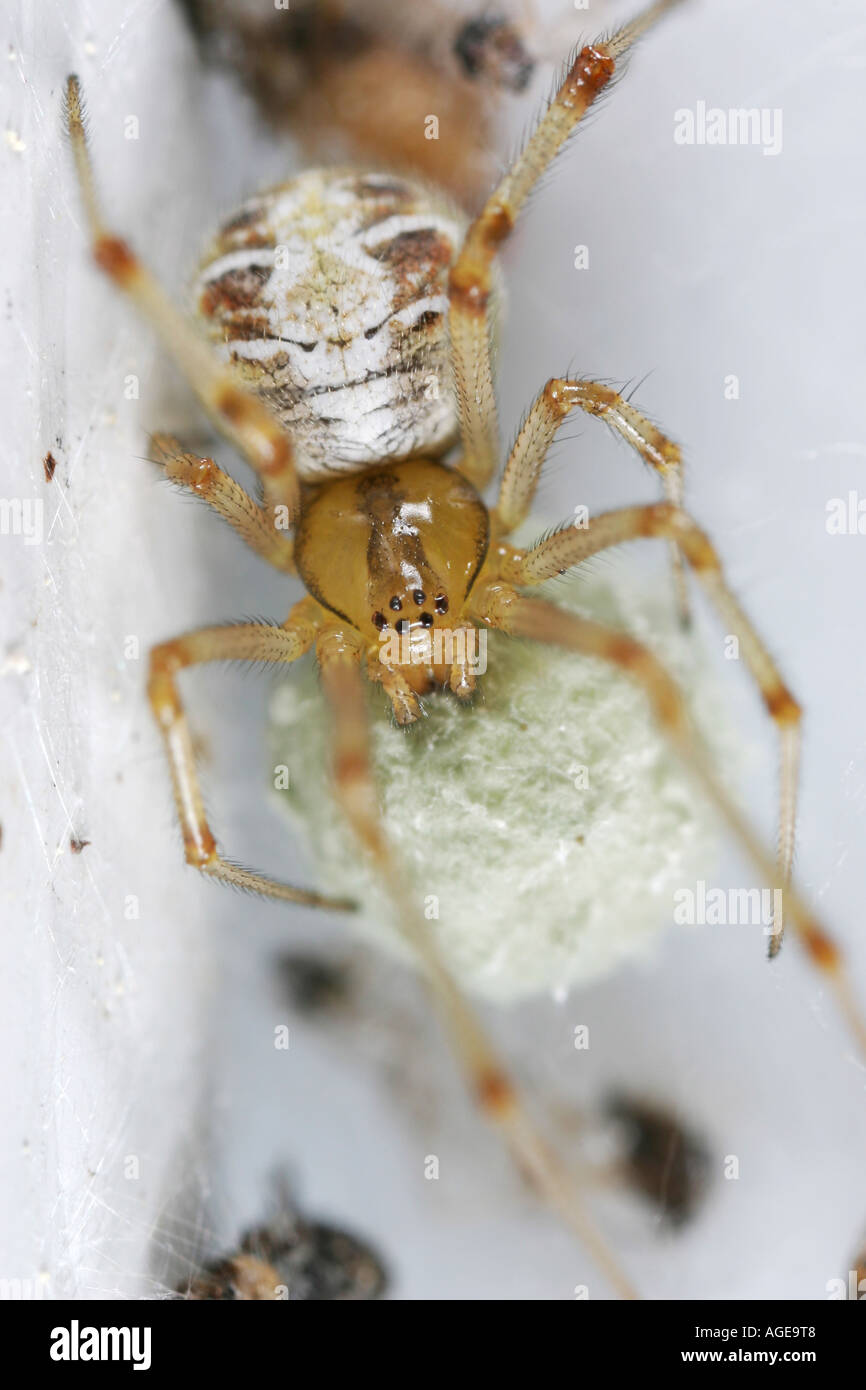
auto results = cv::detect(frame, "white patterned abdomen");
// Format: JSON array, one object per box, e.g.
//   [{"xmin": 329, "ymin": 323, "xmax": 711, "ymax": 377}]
[{"xmin": 193, "ymin": 168, "xmax": 465, "ymax": 479}]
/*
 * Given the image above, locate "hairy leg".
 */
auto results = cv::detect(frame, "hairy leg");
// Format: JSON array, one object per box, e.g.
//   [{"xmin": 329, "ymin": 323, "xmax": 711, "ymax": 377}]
[
  {"xmin": 468, "ymin": 581, "xmax": 866, "ymax": 1057},
  {"xmin": 504, "ymin": 501, "xmax": 799, "ymax": 952},
  {"xmin": 494, "ymin": 378, "xmax": 689, "ymax": 619},
  {"xmin": 65, "ymin": 76, "xmax": 299, "ymax": 517},
  {"xmin": 317, "ymin": 623, "xmax": 638, "ymax": 1298},
  {"xmin": 151, "ymin": 434, "xmax": 296, "ymax": 573},
  {"xmin": 448, "ymin": 0, "xmax": 686, "ymax": 490},
  {"xmin": 148, "ymin": 600, "xmax": 352, "ymax": 908}
]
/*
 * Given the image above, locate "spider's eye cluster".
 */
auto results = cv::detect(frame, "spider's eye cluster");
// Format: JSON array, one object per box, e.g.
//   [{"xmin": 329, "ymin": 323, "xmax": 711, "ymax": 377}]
[{"xmin": 373, "ymin": 593, "xmax": 448, "ymax": 631}]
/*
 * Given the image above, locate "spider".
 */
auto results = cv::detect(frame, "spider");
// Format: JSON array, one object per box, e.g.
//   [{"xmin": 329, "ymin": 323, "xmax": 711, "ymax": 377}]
[{"xmin": 64, "ymin": 0, "xmax": 866, "ymax": 1299}]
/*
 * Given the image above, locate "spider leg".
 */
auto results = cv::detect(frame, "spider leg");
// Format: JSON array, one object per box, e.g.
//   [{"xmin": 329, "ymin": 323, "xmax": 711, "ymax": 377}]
[
  {"xmin": 147, "ymin": 599, "xmax": 353, "ymax": 910},
  {"xmin": 448, "ymin": 0, "xmax": 685, "ymax": 492},
  {"xmin": 469, "ymin": 581, "xmax": 866, "ymax": 1059},
  {"xmin": 501, "ymin": 502, "xmax": 799, "ymax": 955},
  {"xmin": 64, "ymin": 76, "xmax": 299, "ymax": 518},
  {"xmin": 316, "ymin": 624, "xmax": 639, "ymax": 1299},
  {"xmin": 494, "ymin": 378, "xmax": 689, "ymax": 623},
  {"xmin": 150, "ymin": 434, "xmax": 296, "ymax": 574}
]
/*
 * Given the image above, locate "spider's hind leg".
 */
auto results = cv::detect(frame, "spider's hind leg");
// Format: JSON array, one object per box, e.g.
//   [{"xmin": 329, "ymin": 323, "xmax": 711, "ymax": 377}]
[
  {"xmin": 64, "ymin": 76, "xmax": 299, "ymax": 517},
  {"xmin": 448, "ymin": 0, "xmax": 686, "ymax": 492}
]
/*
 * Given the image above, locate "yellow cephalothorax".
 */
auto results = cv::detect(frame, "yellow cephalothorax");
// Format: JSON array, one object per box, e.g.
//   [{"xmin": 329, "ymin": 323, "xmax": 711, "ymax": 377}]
[{"xmin": 295, "ymin": 459, "xmax": 488, "ymax": 709}]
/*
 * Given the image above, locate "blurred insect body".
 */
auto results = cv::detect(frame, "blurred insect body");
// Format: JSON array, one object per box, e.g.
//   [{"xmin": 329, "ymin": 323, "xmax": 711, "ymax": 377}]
[
  {"xmin": 180, "ymin": 1195, "xmax": 387, "ymax": 1300},
  {"xmin": 179, "ymin": 0, "xmax": 536, "ymax": 207},
  {"xmin": 605, "ymin": 1094, "xmax": 710, "ymax": 1229}
]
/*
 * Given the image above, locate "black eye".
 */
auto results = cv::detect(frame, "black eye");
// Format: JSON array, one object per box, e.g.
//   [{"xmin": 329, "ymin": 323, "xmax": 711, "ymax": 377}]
[
  {"xmin": 420, "ymin": 612, "xmax": 434, "ymax": 628},
  {"xmin": 413, "ymin": 589, "xmax": 426, "ymax": 605},
  {"xmin": 372, "ymin": 612, "xmax": 386, "ymax": 630},
  {"xmin": 396, "ymin": 618, "xmax": 410, "ymax": 634},
  {"xmin": 434, "ymin": 595, "xmax": 448, "ymax": 614},
  {"xmin": 389, "ymin": 596, "xmax": 402, "ymax": 611}
]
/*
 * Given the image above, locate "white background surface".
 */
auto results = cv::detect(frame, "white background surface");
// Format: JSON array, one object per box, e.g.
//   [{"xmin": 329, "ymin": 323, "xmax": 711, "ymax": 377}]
[{"xmin": 1, "ymin": 0, "xmax": 865, "ymax": 1300}]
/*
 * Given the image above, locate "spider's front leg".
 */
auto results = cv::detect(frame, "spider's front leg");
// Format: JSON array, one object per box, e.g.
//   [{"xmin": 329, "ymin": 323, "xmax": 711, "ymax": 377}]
[
  {"xmin": 501, "ymin": 502, "xmax": 801, "ymax": 956},
  {"xmin": 147, "ymin": 598, "xmax": 353, "ymax": 910},
  {"xmin": 468, "ymin": 580, "xmax": 866, "ymax": 1059},
  {"xmin": 316, "ymin": 625, "xmax": 638, "ymax": 1300}
]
